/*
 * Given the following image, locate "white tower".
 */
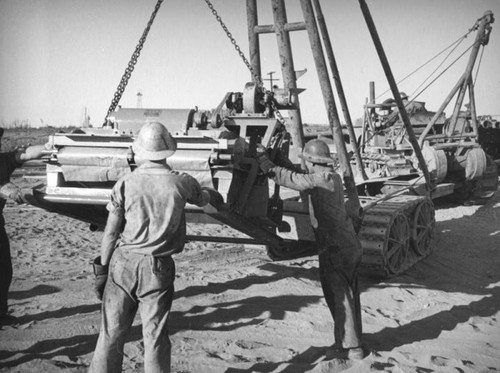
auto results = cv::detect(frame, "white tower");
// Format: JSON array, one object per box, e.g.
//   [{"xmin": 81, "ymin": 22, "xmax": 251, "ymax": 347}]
[
  {"xmin": 136, "ymin": 90, "xmax": 143, "ymax": 108},
  {"xmin": 81, "ymin": 106, "xmax": 90, "ymax": 128}
]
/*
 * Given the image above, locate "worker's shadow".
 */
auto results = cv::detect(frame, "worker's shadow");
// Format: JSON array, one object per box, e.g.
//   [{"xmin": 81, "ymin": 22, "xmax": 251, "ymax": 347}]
[
  {"xmin": 9, "ymin": 284, "xmax": 61, "ymax": 300},
  {"xmin": 0, "ymin": 333, "xmax": 99, "ymax": 368},
  {"xmin": 12, "ymin": 303, "xmax": 100, "ymax": 325}
]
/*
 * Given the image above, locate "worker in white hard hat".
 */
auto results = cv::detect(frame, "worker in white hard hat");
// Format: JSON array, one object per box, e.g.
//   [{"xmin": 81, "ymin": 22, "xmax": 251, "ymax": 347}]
[
  {"xmin": 89, "ymin": 121, "xmax": 223, "ymax": 373},
  {"xmin": 256, "ymin": 139, "xmax": 365, "ymax": 362}
]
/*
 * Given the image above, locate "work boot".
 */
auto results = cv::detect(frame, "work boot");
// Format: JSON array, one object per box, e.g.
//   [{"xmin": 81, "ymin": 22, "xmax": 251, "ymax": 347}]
[{"xmin": 326, "ymin": 346, "xmax": 366, "ymax": 361}]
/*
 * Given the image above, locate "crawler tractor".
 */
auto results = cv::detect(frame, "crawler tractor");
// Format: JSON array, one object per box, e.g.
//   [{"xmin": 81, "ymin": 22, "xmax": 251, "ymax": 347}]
[{"xmin": 22, "ymin": 1, "xmax": 497, "ymax": 278}]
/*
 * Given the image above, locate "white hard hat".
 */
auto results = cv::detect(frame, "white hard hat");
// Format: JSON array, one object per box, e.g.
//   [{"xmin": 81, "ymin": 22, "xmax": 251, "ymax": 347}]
[{"xmin": 132, "ymin": 121, "xmax": 177, "ymax": 161}]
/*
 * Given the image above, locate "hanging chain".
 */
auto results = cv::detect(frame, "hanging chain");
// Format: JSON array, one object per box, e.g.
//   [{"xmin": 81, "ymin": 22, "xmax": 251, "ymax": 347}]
[
  {"xmin": 103, "ymin": 0, "xmax": 164, "ymax": 125},
  {"xmin": 204, "ymin": 0, "xmax": 286, "ymax": 126}
]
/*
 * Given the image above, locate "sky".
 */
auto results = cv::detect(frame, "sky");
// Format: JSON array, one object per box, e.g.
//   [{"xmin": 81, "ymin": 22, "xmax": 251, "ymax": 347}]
[{"xmin": 1, "ymin": 0, "xmax": 499, "ymax": 128}]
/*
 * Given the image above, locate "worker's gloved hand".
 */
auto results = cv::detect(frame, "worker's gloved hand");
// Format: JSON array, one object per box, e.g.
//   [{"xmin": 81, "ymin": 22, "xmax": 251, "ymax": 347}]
[
  {"xmin": 0, "ymin": 183, "xmax": 24, "ymax": 204},
  {"xmin": 10, "ymin": 188, "xmax": 24, "ymax": 204},
  {"xmin": 274, "ymin": 149, "xmax": 299, "ymax": 170},
  {"xmin": 255, "ymin": 144, "xmax": 275, "ymax": 174},
  {"xmin": 92, "ymin": 256, "xmax": 108, "ymax": 301},
  {"xmin": 202, "ymin": 187, "xmax": 224, "ymax": 209}
]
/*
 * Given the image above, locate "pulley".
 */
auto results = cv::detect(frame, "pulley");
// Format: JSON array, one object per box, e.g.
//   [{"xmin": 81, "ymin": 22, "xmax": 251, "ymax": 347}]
[
  {"xmin": 464, "ymin": 147, "xmax": 487, "ymax": 181},
  {"xmin": 415, "ymin": 144, "xmax": 448, "ymax": 183}
]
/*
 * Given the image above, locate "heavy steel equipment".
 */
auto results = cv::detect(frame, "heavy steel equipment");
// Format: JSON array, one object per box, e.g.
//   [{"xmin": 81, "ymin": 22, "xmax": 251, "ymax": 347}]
[
  {"xmin": 22, "ymin": 1, "xmax": 497, "ymax": 278},
  {"xmin": 353, "ymin": 10, "xmax": 498, "ymax": 205}
]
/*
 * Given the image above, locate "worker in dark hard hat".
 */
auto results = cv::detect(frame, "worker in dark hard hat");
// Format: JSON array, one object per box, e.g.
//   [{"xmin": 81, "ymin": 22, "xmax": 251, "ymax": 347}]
[
  {"xmin": 397, "ymin": 92, "xmax": 420, "ymax": 115},
  {"xmin": 256, "ymin": 139, "xmax": 364, "ymax": 361},
  {"xmin": 385, "ymin": 92, "xmax": 421, "ymax": 127},
  {"xmin": 89, "ymin": 121, "xmax": 223, "ymax": 373},
  {"xmin": 0, "ymin": 129, "xmax": 45, "ymax": 325}
]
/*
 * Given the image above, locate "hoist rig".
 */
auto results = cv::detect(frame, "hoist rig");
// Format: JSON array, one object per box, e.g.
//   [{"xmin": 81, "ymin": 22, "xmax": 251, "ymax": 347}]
[
  {"xmin": 22, "ymin": 0, "xmax": 497, "ymax": 278},
  {"xmin": 353, "ymin": 10, "xmax": 498, "ymax": 205}
]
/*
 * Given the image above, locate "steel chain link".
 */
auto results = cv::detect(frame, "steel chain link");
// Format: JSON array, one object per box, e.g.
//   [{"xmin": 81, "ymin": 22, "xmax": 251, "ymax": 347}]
[
  {"xmin": 103, "ymin": 0, "xmax": 164, "ymax": 124},
  {"xmin": 204, "ymin": 0, "xmax": 286, "ymax": 126}
]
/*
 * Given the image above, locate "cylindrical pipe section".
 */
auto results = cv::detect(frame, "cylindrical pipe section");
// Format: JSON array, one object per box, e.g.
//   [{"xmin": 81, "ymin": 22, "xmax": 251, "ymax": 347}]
[
  {"xmin": 284, "ymin": 22, "xmax": 307, "ymax": 32},
  {"xmin": 369, "ymin": 81, "xmax": 376, "ymax": 105}
]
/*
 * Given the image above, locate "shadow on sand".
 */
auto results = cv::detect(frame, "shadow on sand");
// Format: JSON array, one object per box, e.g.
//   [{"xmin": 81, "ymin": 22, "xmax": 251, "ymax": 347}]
[{"xmin": 9, "ymin": 284, "xmax": 61, "ymax": 300}]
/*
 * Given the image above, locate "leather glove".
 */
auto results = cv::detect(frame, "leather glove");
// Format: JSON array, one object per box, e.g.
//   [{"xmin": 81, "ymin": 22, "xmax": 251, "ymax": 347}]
[
  {"xmin": 10, "ymin": 189, "xmax": 24, "ymax": 204},
  {"xmin": 0, "ymin": 183, "xmax": 24, "ymax": 204},
  {"xmin": 202, "ymin": 187, "xmax": 224, "ymax": 209},
  {"xmin": 92, "ymin": 256, "xmax": 108, "ymax": 301},
  {"xmin": 255, "ymin": 144, "xmax": 275, "ymax": 174}
]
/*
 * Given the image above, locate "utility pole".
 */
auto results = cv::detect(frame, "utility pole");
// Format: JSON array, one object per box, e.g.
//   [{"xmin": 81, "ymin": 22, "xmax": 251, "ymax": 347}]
[{"xmin": 263, "ymin": 71, "xmax": 280, "ymax": 90}]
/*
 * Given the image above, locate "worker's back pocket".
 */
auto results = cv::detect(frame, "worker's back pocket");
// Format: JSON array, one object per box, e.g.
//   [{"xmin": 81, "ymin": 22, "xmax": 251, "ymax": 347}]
[{"xmin": 151, "ymin": 255, "xmax": 175, "ymax": 279}]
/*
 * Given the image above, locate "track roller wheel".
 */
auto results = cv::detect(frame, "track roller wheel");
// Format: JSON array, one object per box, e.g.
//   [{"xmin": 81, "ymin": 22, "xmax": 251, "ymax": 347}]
[
  {"xmin": 411, "ymin": 198, "xmax": 435, "ymax": 257},
  {"xmin": 385, "ymin": 212, "xmax": 411, "ymax": 276}
]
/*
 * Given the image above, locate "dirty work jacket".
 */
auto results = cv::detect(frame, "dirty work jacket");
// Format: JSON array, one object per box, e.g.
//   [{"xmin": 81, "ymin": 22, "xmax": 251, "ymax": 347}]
[
  {"xmin": 267, "ymin": 166, "xmax": 360, "ymax": 254},
  {"xmin": 107, "ymin": 163, "xmax": 206, "ymax": 257},
  {"xmin": 0, "ymin": 151, "xmax": 20, "ymax": 226}
]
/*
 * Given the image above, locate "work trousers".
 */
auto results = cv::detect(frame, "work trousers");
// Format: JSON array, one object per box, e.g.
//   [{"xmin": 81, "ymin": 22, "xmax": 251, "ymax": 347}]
[
  {"xmin": 89, "ymin": 249, "xmax": 175, "ymax": 373},
  {"xmin": 0, "ymin": 222, "xmax": 12, "ymax": 315},
  {"xmin": 318, "ymin": 241, "xmax": 363, "ymax": 349}
]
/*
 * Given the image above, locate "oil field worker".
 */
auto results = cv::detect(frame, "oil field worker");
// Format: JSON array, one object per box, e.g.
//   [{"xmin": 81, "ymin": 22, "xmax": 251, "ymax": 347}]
[
  {"xmin": 89, "ymin": 122, "xmax": 222, "ymax": 373},
  {"xmin": 256, "ymin": 139, "xmax": 364, "ymax": 360},
  {"xmin": 0, "ymin": 128, "xmax": 45, "ymax": 324}
]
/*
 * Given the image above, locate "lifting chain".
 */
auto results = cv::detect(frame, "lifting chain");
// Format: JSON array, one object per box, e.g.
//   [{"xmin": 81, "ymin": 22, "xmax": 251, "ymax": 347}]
[
  {"xmin": 103, "ymin": 0, "xmax": 164, "ymax": 125},
  {"xmin": 204, "ymin": 0, "xmax": 286, "ymax": 127}
]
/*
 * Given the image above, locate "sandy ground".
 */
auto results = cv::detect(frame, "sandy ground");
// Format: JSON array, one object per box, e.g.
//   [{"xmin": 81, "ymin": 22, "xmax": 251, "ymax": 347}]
[{"xmin": 0, "ymin": 172, "xmax": 499, "ymax": 373}]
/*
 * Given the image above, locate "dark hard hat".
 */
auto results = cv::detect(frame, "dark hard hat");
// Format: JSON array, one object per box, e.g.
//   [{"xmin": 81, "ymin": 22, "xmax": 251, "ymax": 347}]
[
  {"xmin": 399, "ymin": 92, "xmax": 408, "ymax": 100},
  {"xmin": 299, "ymin": 139, "xmax": 333, "ymax": 164},
  {"xmin": 132, "ymin": 121, "xmax": 177, "ymax": 161}
]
